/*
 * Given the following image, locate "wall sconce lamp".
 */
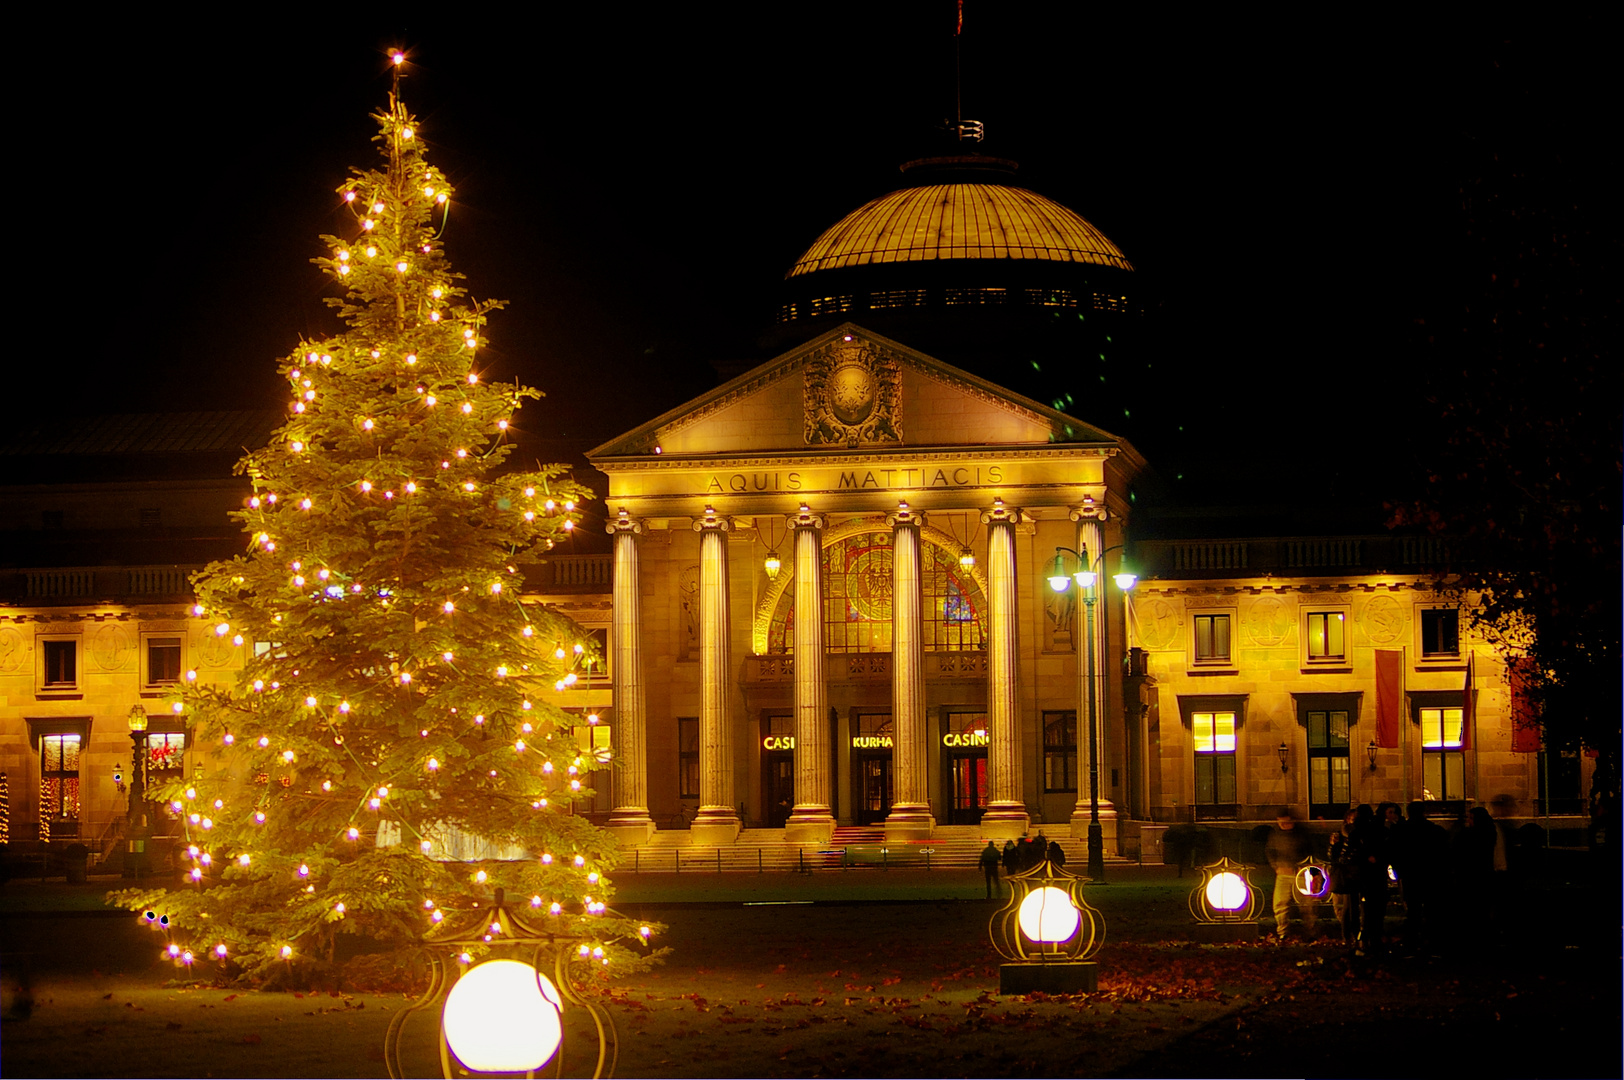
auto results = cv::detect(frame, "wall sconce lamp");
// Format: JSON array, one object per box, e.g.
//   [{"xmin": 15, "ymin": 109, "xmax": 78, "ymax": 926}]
[
  {"xmin": 1366, "ymin": 738, "xmax": 1379, "ymax": 772},
  {"xmin": 1277, "ymin": 742, "xmax": 1289, "ymax": 774}
]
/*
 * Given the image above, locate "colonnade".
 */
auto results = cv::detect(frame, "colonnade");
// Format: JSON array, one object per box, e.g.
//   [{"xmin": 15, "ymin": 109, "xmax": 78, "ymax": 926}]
[{"xmin": 604, "ymin": 499, "xmax": 1038, "ymax": 847}]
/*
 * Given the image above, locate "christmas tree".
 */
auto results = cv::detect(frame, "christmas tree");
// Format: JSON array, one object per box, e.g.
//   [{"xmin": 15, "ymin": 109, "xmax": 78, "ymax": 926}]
[{"xmin": 112, "ymin": 57, "xmax": 658, "ymax": 985}]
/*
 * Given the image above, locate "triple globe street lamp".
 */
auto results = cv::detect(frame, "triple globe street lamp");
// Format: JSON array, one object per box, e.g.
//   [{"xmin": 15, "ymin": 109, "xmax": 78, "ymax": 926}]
[{"xmin": 1047, "ymin": 545, "xmax": 1136, "ymax": 881}]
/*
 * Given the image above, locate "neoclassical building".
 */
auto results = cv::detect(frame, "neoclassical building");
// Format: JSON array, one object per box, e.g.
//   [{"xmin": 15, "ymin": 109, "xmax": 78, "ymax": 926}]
[{"xmin": 587, "ymin": 324, "xmax": 1144, "ymax": 848}]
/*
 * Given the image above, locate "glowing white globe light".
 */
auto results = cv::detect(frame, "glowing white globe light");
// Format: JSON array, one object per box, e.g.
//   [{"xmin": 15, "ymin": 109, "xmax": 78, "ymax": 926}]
[
  {"xmin": 442, "ymin": 959, "xmax": 563, "ymax": 1073},
  {"xmin": 1296, "ymin": 865, "xmax": 1331, "ymax": 899},
  {"xmin": 1017, "ymin": 886, "xmax": 1081, "ymax": 943},
  {"xmin": 1205, "ymin": 871, "xmax": 1249, "ymax": 911}
]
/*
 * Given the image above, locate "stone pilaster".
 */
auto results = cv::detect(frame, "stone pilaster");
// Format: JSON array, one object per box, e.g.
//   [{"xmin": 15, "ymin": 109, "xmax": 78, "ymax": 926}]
[
  {"xmin": 980, "ymin": 499, "xmax": 1030, "ymax": 838},
  {"xmin": 604, "ymin": 510, "xmax": 656, "ymax": 846},
  {"xmin": 785, "ymin": 505, "xmax": 834, "ymax": 846},
  {"xmin": 885, "ymin": 502, "xmax": 934, "ymax": 841},
  {"xmin": 691, "ymin": 506, "xmax": 740, "ymax": 845}
]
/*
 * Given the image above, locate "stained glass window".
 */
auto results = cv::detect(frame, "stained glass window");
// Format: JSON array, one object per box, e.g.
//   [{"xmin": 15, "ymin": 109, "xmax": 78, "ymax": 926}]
[{"xmin": 767, "ymin": 532, "xmax": 986, "ymax": 653}]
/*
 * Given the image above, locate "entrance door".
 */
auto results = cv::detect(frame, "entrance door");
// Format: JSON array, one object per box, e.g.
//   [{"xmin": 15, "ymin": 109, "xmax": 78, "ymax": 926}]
[
  {"xmin": 765, "ymin": 754, "xmax": 794, "ymax": 827},
  {"xmin": 948, "ymin": 754, "xmax": 988, "ymax": 824},
  {"xmin": 855, "ymin": 757, "xmax": 893, "ymax": 825}
]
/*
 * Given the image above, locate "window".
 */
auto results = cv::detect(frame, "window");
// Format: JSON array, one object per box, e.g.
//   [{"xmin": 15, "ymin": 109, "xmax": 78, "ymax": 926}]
[
  {"xmin": 144, "ymin": 634, "xmax": 184, "ymax": 687},
  {"xmin": 40, "ymin": 733, "xmax": 82, "ymax": 838},
  {"xmin": 1305, "ymin": 611, "xmax": 1346, "ymax": 661},
  {"xmin": 1306, "ymin": 709, "xmax": 1351, "ymax": 818},
  {"xmin": 145, "ymin": 731, "xmax": 187, "ymax": 783},
  {"xmin": 1537, "ymin": 750, "xmax": 1583, "ymax": 816},
  {"xmin": 578, "ymin": 627, "xmax": 609, "ymax": 678},
  {"xmin": 41, "ymin": 638, "xmax": 78, "ymax": 690},
  {"xmin": 1043, "ymin": 711, "xmax": 1077, "ymax": 792},
  {"xmin": 1420, "ymin": 706, "xmax": 1465, "ymax": 803},
  {"xmin": 1193, "ymin": 614, "xmax": 1231, "ymax": 664},
  {"xmin": 677, "ymin": 718, "xmax": 699, "ymax": 799},
  {"xmin": 1420, "ymin": 609, "xmax": 1460, "ymax": 659},
  {"xmin": 1192, "ymin": 710, "xmax": 1237, "ymax": 811},
  {"xmin": 767, "ymin": 532, "xmax": 986, "ymax": 654}
]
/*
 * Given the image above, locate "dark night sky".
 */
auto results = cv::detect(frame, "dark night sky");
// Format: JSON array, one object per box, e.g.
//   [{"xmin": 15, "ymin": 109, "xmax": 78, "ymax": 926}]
[{"xmin": 13, "ymin": 7, "xmax": 1611, "ymax": 516}]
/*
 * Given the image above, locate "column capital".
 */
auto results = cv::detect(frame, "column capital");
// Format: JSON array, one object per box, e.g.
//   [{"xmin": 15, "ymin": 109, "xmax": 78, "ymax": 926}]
[
  {"xmin": 607, "ymin": 508, "xmax": 646, "ymax": 535},
  {"xmin": 885, "ymin": 501, "xmax": 925, "ymax": 529},
  {"xmin": 980, "ymin": 497, "xmax": 1026, "ymax": 525},
  {"xmin": 787, "ymin": 503, "xmax": 825, "ymax": 530},
  {"xmin": 1068, "ymin": 498, "xmax": 1109, "ymax": 524},
  {"xmin": 692, "ymin": 506, "xmax": 731, "ymax": 532}
]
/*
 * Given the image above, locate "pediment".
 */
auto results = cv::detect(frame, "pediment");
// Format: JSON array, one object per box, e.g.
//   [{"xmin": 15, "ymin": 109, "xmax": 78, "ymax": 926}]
[{"xmin": 588, "ymin": 324, "xmax": 1123, "ymax": 461}]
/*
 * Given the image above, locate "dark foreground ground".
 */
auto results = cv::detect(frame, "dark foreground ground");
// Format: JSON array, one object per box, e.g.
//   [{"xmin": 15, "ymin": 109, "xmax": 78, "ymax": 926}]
[{"xmin": 2, "ymin": 859, "xmax": 1618, "ymax": 1078}]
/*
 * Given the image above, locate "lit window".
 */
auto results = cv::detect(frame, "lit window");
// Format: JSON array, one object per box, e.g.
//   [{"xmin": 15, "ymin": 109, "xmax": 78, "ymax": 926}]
[
  {"xmin": 768, "ymin": 533, "xmax": 985, "ymax": 654},
  {"xmin": 146, "ymin": 731, "xmax": 186, "ymax": 782},
  {"xmin": 1420, "ymin": 706, "xmax": 1465, "ymax": 803},
  {"xmin": 1306, "ymin": 612, "xmax": 1346, "ymax": 661},
  {"xmin": 1192, "ymin": 711, "xmax": 1237, "ymax": 809},
  {"xmin": 40, "ymin": 733, "xmax": 82, "ymax": 838}
]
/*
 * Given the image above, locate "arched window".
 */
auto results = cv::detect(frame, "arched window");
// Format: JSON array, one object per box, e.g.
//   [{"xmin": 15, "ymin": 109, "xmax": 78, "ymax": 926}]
[{"xmin": 767, "ymin": 531, "xmax": 985, "ymax": 653}]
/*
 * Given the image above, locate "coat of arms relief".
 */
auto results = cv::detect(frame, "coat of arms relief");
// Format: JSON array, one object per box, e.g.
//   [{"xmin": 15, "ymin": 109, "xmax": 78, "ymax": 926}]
[{"xmin": 803, "ymin": 339, "xmax": 902, "ymax": 446}]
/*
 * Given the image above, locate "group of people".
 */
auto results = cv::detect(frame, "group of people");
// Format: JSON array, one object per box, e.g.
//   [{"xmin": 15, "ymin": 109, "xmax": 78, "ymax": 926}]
[
  {"xmin": 1268, "ymin": 801, "xmax": 1515, "ymax": 957},
  {"xmin": 979, "ymin": 834, "xmax": 1066, "ymax": 897}
]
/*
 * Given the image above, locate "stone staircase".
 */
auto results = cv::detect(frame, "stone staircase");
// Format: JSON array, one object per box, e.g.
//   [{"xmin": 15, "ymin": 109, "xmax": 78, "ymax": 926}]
[{"xmin": 613, "ymin": 822, "xmax": 1130, "ymax": 874}]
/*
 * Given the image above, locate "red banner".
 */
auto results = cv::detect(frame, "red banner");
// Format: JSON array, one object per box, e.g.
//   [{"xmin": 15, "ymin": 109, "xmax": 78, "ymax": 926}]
[
  {"xmin": 1374, "ymin": 649, "xmax": 1403, "ymax": 748},
  {"xmin": 1507, "ymin": 657, "xmax": 1542, "ymax": 753}
]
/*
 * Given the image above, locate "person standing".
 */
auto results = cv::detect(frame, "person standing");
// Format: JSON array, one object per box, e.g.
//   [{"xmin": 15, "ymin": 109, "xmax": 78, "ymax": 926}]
[
  {"xmin": 1356, "ymin": 805, "xmax": 1390, "ymax": 958},
  {"xmin": 1266, "ymin": 808, "xmax": 1317, "ymax": 941},
  {"xmin": 1327, "ymin": 808, "xmax": 1362, "ymax": 948},
  {"xmin": 1400, "ymin": 801, "xmax": 1449, "ymax": 954},
  {"xmin": 979, "ymin": 841, "xmax": 1003, "ymax": 899}
]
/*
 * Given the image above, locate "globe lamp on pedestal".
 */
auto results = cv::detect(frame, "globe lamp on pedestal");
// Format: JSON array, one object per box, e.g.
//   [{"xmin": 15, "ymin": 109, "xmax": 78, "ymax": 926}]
[
  {"xmin": 1188, "ymin": 856, "xmax": 1262, "ymax": 941},
  {"xmin": 990, "ymin": 853, "xmax": 1103, "ymax": 994}
]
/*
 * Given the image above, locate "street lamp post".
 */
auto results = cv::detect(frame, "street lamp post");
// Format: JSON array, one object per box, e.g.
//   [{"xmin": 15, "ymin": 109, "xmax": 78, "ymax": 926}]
[
  {"xmin": 124, "ymin": 704, "xmax": 149, "ymax": 880},
  {"xmin": 1048, "ymin": 545, "xmax": 1135, "ymax": 882}
]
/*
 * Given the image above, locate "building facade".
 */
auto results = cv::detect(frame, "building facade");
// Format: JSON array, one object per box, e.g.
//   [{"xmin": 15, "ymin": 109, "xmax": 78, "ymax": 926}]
[{"xmin": 578, "ymin": 326, "xmax": 1587, "ymax": 851}]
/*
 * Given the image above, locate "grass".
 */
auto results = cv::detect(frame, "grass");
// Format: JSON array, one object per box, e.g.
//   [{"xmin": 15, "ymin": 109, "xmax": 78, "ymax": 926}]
[{"xmin": 2, "ymin": 864, "xmax": 1618, "ymax": 1077}]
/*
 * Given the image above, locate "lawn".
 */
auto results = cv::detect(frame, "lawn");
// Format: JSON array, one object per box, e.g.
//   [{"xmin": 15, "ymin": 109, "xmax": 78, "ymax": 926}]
[{"xmin": 2, "ymin": 863, "xmax": 1618, "ymax": 1078}]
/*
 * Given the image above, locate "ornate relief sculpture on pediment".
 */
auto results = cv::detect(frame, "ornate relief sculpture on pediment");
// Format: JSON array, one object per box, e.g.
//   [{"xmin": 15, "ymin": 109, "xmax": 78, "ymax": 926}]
[{"xmin": 804, "ymin": 338, "xmax": 902, "ymax": 446}]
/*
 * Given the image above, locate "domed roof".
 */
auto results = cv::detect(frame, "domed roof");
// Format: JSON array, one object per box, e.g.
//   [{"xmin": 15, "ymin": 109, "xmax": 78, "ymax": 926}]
[{"xmin": 787, "ymin": 182, "xmax": 1134, "ymax": 278}]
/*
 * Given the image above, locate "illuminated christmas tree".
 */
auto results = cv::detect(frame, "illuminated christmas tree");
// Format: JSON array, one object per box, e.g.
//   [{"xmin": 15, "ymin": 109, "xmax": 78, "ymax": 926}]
[{"xmin": 112, "ymin": 57, "xmax": 657, "ymax": 985}]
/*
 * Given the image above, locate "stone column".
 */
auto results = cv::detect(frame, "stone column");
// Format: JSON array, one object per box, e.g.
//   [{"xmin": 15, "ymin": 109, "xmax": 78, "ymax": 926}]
[
  {"xmin": 690, "ymin": 507, "xmax": 741, "ymax": 845},
  {"xmin": 785, "ymin": 505, "xmax": 835, "ymax": 846},
  {"xmin": 980, "ymin": 499, "xmax": 1030, "ymax": 838},
  {"xmin": 604, "ymin": 511, "xmax": 656, "ymax": 846},
  {"xmin": 1069, "ymin": 509, "xmax": 1118, "ymax": 846},
  {"xmin": 885, "ymin": 502, "xmax": 934, "ymax": 841}
]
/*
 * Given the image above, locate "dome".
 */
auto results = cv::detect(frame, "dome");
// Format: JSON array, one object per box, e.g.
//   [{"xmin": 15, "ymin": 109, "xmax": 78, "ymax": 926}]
[{"xmin": 788, "ymin": 183, "xmax": 1133, "ymax": 278}]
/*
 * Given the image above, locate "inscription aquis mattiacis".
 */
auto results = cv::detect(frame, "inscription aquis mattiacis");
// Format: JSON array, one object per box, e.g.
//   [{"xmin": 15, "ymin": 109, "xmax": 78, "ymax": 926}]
[{"xmin": 702, "ymin": 465, "xmax": 1006, "ymax": 494}]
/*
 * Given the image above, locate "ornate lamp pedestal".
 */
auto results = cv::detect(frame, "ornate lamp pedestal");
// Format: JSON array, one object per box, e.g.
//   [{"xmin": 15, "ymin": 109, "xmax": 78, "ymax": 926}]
[
  {"xmin": 385, "ymin": 888, "xmax": 629, "ymax": 1080},
  {"xmin": 1188, "ymin": 856, "xmax": 1262, "ymax": 942},
  {"xmin": 989, "ymin": 858, "xmax": 1104, "ymax": 995}
]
